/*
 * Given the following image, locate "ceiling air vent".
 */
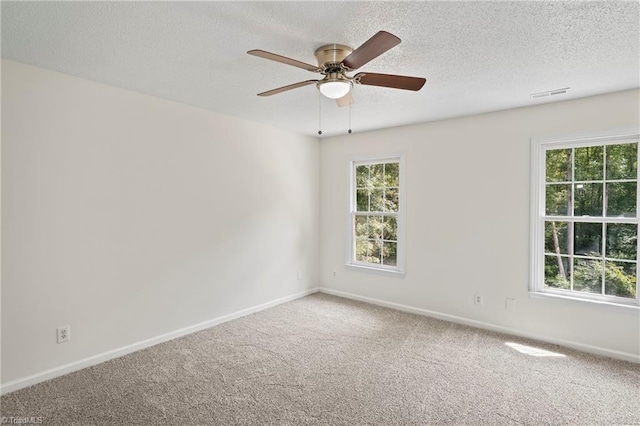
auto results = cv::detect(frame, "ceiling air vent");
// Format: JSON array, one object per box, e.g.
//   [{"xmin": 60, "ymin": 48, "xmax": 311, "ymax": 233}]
[{"xmin": 531, "ymin": 87, "xmax": 570, "ymax": 99}]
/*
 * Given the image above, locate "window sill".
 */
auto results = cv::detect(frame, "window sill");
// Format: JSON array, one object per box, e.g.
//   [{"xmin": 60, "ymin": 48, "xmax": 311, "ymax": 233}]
[
  {"xmin": 346, "ymin": 263, "xmax": 405, "ymax": 278},
  {"xmin": 529, "ymin": 291, "xmax": 639, "ymax": 314}
]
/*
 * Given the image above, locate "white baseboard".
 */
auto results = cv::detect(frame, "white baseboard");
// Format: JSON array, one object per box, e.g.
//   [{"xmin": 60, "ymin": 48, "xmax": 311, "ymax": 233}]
[
  {"xmin": 4, "ymin": 285, "xmax": 636, "ymax": 395},
  {"xmin": 1, "ymin": 287, "xmax": 320, "ymax": 395},
  {"xmin": 319, "ymin": 287, "xmax": 640, "ymax": 364}
]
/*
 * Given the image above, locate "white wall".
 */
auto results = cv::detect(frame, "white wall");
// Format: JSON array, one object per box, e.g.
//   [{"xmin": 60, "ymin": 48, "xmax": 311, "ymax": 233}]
[
  {"xmin": 1, "ymin": 60, "xmax": 320, "ymax": 385},
  {"xmin": 320, "ymin": 89, "xmax": 640, "ymax": 359},
  {"xmin": 2, "ymin": 59, "xmax": 638, "ymax": 392}
]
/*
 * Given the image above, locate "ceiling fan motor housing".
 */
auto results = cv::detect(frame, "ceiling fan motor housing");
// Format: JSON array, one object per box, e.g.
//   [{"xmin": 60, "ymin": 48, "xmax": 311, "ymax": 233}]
[{"xmin": 314, "ymin": 44, "xmax": 353, "ymax": 72}]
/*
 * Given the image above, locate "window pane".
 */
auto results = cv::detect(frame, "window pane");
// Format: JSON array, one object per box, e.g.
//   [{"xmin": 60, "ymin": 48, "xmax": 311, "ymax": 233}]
[
  {"xmin": 356, "ymin": 189, "xmax": 369, "ymax": 212},
  {"xmin": 382, "ymin": 242, "xmax": 397, "ymax": 266},
  {"xmin": 546, "ymin": 149, "xmax": 572, "ymax": 182},
  {"xmin": 574, "ymin": 222, "xmax": 602, "ymax": 257},
  {"xmin": 540, "ymin": 139, "xmax": 638, "ymax": 301},
  {"xmin": 355, "ymin": 215, "xmax": 367, "ymax": 239},
  {"xmin": 606, "ymin": 143, "xmax": 637, "ymax": 180},
  {"xmin": 606, "ymin": 182, "xmax": 636, "ymax": 217},
  {"xmin": 574, "ymin": 183, "xmax": 603, "ymax": 216},
  {"xmin": 546, "ymin": 184, "xmax": 571, "ymax": 215},
  {"xmin": 370, "ymin": 164, "xmax": 384, "ymax": 187},
  {"xmin": 370, "ymin": 189, "xmax": 384, "ymax": 212},
  {"xmin": 383, "ymin": 216, "xmax": 398, "ymax": 241},
  {"xmin": 352, "ymin": 159, "xmax": 402, "ymax": 271},
  {"xmin": 604, "ymin": 261, "xmax": 637, "ymax": 298},
  {"xmin": 384, "ymin": 162, "xmax": 399, "ymax": 187},
  {"xmin": 606, "ymin": 223, "xmax": 637, "ymax": 260},
  {"xmin": 573, "ymin": 258, "xmax": 603, "ymax": 294},
  {"xmin": 544, "ymin": 255, "xmax": 570, "ymax": 289},
  {"xmin": 575, "ymin": 146, "xmax": 603, "ymax": 181},
  {"xmin": 367, "ymin": 216, "xmax": 383, "ymax": 239},
  {"xmin": 384, "ymin": 188, "xmax": 399, "ymax": 212},
  {"xmin": 367, "ymin": 239, "xmax": 382, "ymax": 264},
  {"xmin": 356, "ymin": 165, "xmax": 369, "ymax": 188},
  {"xmin": 545, "ymin": 221, "xmax": 569, "ymax": 255},
  {"xmin": 355, "ymin": 238, "xmax": 367, "ymax": 262}
]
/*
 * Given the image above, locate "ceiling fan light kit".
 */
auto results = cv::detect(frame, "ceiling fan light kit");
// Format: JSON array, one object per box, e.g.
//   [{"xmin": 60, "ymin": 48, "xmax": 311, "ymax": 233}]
[
  {"xmin": 317, "ymin": 76, "xmax": 353, "ymax": 99},
  {"xmin": 318, "ymin": 80, "xmax": 352, "ymax": 99}
]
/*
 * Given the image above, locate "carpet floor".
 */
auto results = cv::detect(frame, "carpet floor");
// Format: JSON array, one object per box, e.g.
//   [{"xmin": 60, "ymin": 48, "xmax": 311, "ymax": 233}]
[{"xmin": 1, "ymin": 293, "xmax": 639, "ymax": 425}]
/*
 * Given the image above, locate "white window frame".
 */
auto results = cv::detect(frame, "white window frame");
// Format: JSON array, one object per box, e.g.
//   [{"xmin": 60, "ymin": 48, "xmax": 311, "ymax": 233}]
[
  {"xmin": 346, "ymin": 154, "xmax": 406, "ymax": 277},
  {"xmin": 530, "ymin": 128, "xmax": 640, "ymax": 309}
]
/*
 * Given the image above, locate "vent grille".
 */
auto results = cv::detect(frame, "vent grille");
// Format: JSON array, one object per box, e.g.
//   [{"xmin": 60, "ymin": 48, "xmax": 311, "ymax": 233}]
[{"xmin": 531, "ymin": 87, "xmax": 570, "ymax": 99}]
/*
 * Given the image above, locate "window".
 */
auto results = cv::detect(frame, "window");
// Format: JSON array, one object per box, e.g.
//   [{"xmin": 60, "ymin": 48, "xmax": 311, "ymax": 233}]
[
  {"xmin": 531, "ymin": 129, "xmax": 639, "ymax": 306},
  {"xmin": 348, "ymin": 156, "xmax": 405, "ymax": 276}
]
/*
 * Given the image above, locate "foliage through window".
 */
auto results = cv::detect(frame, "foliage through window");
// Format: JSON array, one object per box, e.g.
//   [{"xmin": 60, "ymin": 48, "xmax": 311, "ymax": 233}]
[
  {"xmin": 350, "ymin": 158, "xmax": 403, "ymax": 274},
  {"xmin": 532, "ymin": 130, "xmax": 639, "ymax": 305}
]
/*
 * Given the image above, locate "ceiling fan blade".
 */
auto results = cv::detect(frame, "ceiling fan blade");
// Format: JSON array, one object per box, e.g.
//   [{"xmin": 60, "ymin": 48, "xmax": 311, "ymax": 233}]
[
  {"xmin": 257, "ymin": 80, "xmax": 318, "ymax": 97},
  {"xmin": 247, "ymin": 50, "xmax": 319, "ymax": 72},
  {"xmin": 341, "ymin": 31, "xmax": 401, "ymax": 70},
  {"xmin": 355, "ymin": 72, "xmax": 426, "ymax": 91},
  {"xmin": 336, "ymin": 92, "xmax": 354, "ymax": 107}
]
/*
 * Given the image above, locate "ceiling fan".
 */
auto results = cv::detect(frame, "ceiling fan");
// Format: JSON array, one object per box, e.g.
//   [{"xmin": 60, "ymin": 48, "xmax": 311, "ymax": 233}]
[{"xmin": 247, "ymin": 31, "xmax": 426, "ymax": 107}]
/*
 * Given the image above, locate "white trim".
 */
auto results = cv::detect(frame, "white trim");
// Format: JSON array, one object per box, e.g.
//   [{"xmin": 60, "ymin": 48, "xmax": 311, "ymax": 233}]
[
  {"xmin": 398, "ymin": 154, "xmax": 407, "ymax": 274},
  {"xmin": 345, "ymin": 263, "xmax": 406, "ymax": 278},
  {"xmin": 0, "ymin": 288, "xmax": 320, "ymax": 395},
  {"xmin": 529, "ymin": 291, "xmax": 639, "ymax": 312},
  {"xmin": 318, "ymin": 287, "xmax": 640, "ymax": 364},
  {"xmin": 530, "ymin": 137, "xmax": 544, "ymax": 295},
  {"xmin": 531, "ymin": 127, "xmax": 639, "ymax": 146}
]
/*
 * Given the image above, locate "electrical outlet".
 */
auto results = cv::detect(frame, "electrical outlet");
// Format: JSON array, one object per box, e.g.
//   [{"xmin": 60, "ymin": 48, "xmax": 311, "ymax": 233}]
[
  {"xmin": 506, "ymin": 298, "xmax": 516, "ymax": 312},
  {"xmin": 474, "ymin": 293, "xmax": 483, "ymax": 305},
  {"xmin": 57, "ymin": 325, "xmax": 70, "ymax": 343},
  {"xmin": 332, "ymin": 271, "xmax": 337, "ymax": 278},
  {"xmin": 297, "ymin": 271, "xmax": 302, "ymax": 281}
]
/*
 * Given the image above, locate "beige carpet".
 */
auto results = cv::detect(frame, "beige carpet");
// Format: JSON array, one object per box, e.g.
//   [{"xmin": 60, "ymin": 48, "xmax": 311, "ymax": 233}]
[{"xmin": 2, "ymin": 293, "xmax": 639, "ymax": 425}]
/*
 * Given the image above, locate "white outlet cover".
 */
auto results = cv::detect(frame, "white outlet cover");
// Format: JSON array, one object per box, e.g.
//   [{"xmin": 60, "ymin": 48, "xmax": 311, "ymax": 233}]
[{"xmin": 57, "ymin": 326, "xmax": 70, "ymax": 343}]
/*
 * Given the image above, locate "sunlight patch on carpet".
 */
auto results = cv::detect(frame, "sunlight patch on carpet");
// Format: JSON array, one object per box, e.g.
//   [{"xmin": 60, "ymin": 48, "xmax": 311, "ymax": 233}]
[{"xmin": 505, "ymin": 342, "xmax": 565, "ymax": 357}]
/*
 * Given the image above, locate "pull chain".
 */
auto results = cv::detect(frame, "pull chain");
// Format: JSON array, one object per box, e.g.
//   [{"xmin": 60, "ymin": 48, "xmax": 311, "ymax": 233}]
[
  {"xmin": 348, "ymin": 101, "xmax": 352, "ymax": 134},
  {"xmin": 318, "ymin": 92, "xmax": 322, "ymax": 135}
]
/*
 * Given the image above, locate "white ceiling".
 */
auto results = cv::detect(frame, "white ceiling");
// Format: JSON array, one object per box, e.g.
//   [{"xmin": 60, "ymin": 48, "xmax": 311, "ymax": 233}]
[{"xmin": 2, "ymin": 1, "xmax": 639, "ymax": 138}]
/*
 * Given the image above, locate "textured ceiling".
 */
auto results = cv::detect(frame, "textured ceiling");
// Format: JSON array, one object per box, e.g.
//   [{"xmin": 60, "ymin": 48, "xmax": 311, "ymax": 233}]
[{"xmin": 2, "ymin": 1, "xmax": 639, "ymax": 137}]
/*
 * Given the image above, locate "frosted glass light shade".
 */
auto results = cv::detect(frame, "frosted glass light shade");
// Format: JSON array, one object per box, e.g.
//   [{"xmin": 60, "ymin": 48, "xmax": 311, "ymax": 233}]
[{"xmin": 318, "ymin": 81, "xmax": 352, "ymax": 99}]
